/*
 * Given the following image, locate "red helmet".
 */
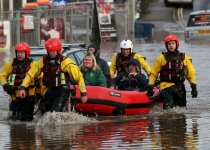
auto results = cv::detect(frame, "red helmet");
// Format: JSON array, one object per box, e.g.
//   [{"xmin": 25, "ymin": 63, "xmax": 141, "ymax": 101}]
[
  {"xmin": 45, "ymin": 38, "xmax": 62, "ymax": 54},
  {"xmin": 164, "ymin": 34, "xmax": 179, "ymax": 49},
  {"xmin": 15, "ymin": 41, "xmax": 30, "ymax": 58}
]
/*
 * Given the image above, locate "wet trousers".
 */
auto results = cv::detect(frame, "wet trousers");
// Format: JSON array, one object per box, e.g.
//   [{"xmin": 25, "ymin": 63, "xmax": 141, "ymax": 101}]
[
  {"xmin": 9, "ymin": 96, "xmax": 35, "ymax": 121},
  {"xmin": 157, "ymin": 83, "xmax": 186, "ymax": 107},
  {"xmin": 42, "ymin": 87, "xmax": 70, "ymax": 113}
]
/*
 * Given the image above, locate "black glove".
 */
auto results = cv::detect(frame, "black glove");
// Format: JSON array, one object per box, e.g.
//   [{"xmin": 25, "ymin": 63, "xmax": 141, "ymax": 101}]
[
  {"xmin": 191, "ymin": 84, "xmax": 198, "ymax": 98},
  {"xmin": 3, "ymin": 84, "xmax": 15, "ymax": 95},
  {"xmin": 146, "ymin": 85, "xmax": 154, "ymax": 99}
]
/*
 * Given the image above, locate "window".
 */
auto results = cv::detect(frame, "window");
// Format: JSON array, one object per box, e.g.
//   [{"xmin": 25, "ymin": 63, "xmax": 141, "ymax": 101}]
[
  {"xmin": 66, "ymin": 50, "xmax": 86, "ymax": 65},
  {"xmin": 187, "ymin": 14, "xmax": 210, "ymax": 27},
  {"xmin": 67, "ymin": 53, "xmax": 77, "ymax": 64},
  {"xmin": 75, "ymin": 50, "xmax": 86, "ymax": 64}
]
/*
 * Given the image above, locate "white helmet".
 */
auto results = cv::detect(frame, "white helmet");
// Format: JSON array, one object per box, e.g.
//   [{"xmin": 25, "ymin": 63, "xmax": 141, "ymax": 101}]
[{"xmin": 120, "ymin": 39, "xmax": 133, "ymax": 53}]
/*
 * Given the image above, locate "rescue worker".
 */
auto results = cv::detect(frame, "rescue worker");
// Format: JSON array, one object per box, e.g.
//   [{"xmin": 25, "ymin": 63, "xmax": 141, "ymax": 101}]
[
  {"xmin": 110, "ymin": 58, "xmax": 148, "ymax": 90},
  {"xmin": 0, "ymin": 42, "xmax": 36, "ymax": 121},
  {"xmin": 19, "ymin": 38, "xmax": 87, "ymax": 113},
  {"xmin": 110, "ymin": 39, "xmax": 151, "ymax": 79},
  {"xmin": 87, "ymin": 44, "xmax": 110, "ymax": 87},
  {"xmin": 147, "ymin": 34, "xmax": 198, "ymax": 109}
]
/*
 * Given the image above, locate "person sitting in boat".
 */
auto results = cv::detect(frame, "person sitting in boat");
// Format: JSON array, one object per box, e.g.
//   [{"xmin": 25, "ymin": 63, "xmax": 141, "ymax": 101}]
[
  {"xmin": 147, "ymin": 34, "xmax": 198, "ymax": 109},
  {"xmin": 18, "ymin": 38, "xmax": 88, "ymax": 114},
  {"xmin": 0, "ymin": 42, "xmax": 37, "ymax": 121},
  {"xmin": 109, "ymin": 39, "xmax": 151, "ymax": 79},
  {"xmin": 109, "ymin": 58, "xmax": 148, "ymax": 90},
  {"xmin": 80, "ymin": 52, "xmax": 107, "ymax": 88},
  {"xmin": 87, "ymin": 44, "xmax": 111, "ymax": 87}
]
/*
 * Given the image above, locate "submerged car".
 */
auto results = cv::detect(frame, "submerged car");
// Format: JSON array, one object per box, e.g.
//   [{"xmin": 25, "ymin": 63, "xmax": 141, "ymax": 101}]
[
  {"xmin": 30, "ymin": 43, "xmax": 87, "ymax": 65},
  {"xmin": 185, "ymin": 10, "xmax": 210, "ymax": 42},
  {"xmin": 164, "ymin": 0, "xmax": 193, "ymax": 8}
]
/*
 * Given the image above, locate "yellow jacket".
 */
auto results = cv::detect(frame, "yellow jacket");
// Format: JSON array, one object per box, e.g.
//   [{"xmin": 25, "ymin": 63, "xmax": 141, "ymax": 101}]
[
  {"xmin": 149, "ymin": 53, "xmax": 196, "ymax": 90},
  {"xmin": 110, "ymin": 53, "xmax": 151, "ymax": 77},
  {"xmin": 21, "ymin": 56, "xmax": 86, "ymax": 96},
  {"xmin": 0, "ymin": 60, "xmax": 37, "ymax": 101}
]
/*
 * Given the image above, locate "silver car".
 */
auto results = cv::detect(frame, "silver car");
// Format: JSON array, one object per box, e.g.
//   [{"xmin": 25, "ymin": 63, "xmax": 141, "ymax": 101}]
[
  {"xmin": 185, "ymin": 10, "xmax": 210, "ymax": 42},
  {"xmin": 164, "ymin": 0, "xmax": 193, "ymax": 8},
  {"xmin": 30, "ymin": 43, "xmax": 87, "ymax": 65}
]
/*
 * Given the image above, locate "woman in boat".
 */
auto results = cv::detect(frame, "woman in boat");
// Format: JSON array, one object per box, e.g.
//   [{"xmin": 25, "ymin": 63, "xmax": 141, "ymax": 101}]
[
  {"xmin": 87, "ymin": 44, "xmax": 111, "ymax": 87},
  {"xmin": 109, "ymin": 58, "xmax": 148, "ymax": 90},
  {"xmin": 80, "ymin": 52, "xmax": 107, "ymax": 87}
]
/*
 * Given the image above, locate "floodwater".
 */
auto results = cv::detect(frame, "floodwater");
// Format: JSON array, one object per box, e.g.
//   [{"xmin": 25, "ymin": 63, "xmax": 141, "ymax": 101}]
[{"xmin": 0, "ymin": 35, "xmax": 210, "ymax": 149}]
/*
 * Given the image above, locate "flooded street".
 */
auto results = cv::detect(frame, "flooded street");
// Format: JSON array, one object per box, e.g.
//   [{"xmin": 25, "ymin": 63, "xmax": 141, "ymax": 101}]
[
  {"xmin": 0, "ymin": 37, "xmax": 210, "ymax": 149},
  {"xmin": 1, "ymin": 0, "xmax": 210, "ymax": 149}
]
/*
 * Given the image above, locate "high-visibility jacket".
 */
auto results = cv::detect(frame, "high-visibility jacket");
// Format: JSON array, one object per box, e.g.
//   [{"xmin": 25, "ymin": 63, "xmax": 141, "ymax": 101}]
[
  {"xmin": 0, "ymin": 59, "xmax": 37, "ymax": 101},
  {"xmin": 110, "ymin": 53, "xmax": 151, "ymax": 77},
  {"xmin": 21, "ymin": 54, "xmax": 86, "ymax": 96},
  {"xmin": 41, "ymin": 55, "xmax": 71, "ymax": 87},
  {"xmin": 149, "ymin": 52, "xmax": 196, "ymax": 90}
]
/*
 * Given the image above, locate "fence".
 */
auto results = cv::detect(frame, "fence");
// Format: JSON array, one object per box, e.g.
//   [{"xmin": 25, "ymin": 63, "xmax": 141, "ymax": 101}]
[
  {"xmin": 10, "ymin": 8, "xmax": 90, "ymax": 46},
  {"xmin": 0, "ymin": 3, "xmax": 131, "ymax": 47}
]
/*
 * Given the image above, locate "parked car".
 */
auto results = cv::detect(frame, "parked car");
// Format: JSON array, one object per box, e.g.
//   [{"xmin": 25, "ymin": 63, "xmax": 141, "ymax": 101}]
[
  {"xmin": 30, "ymin": 43, "xmax": 87, "ymax": 65},
  {"xmin": 164, "ymin": 0, "xmax": 193, "ymax": 8},
  {"xmin": 185, "ymin": 10, "xmax": 210, "ymax": 42}
]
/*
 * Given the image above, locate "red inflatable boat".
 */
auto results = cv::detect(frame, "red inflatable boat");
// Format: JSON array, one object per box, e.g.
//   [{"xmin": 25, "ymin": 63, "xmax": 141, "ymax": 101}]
[{"xmin": 71, "ymin": 86, "xmax": 160, "ymax": 116}]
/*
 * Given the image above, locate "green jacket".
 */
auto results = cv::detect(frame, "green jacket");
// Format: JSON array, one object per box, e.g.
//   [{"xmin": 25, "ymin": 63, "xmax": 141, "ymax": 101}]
[{"xmin": 80, "ymin": 67, "xmax": 107, "ymax": 87}]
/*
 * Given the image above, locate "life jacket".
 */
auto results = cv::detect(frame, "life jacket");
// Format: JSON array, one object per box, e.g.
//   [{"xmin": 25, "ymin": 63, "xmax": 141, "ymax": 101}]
[
  {"xmin": 116, "ymin": 52, "xmax": 135, "ymax": 74},
  {"xmin": 42, "ymin": 54, "xmax": 70, "ymax": 87},
  {"xmin": 8, "ymin": 58, "xmax": 34, "ymax": 90},
  {"xmin": 160, "ymin": 52, "xmax": 187, "ymax": 83}
]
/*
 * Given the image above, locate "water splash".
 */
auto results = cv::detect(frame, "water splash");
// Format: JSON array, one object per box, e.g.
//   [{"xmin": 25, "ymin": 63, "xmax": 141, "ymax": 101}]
[
  {"xmin": 149, "ymin": 105, "xmax": 188, "ymax": 116},
  {"xmin": 36, "ymin": 111, "xmax": 98, "ymax": 126},
  {"xmin": 1, "ymin": 111, "xmax": 12, "ymax": 121}
]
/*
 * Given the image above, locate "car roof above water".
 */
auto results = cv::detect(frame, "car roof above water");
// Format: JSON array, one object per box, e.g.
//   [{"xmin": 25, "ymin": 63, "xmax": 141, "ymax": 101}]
[
  {"xmin": 30, "ymin": 43, "xmax": 86, "ymax": 54},
  {"xmin": 189, "ymin": 10, "xmax": 210, "ymax": 15},
  {"xmin": 30, "ymin": 43, "xmax": 87, "ymax": 63}
]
